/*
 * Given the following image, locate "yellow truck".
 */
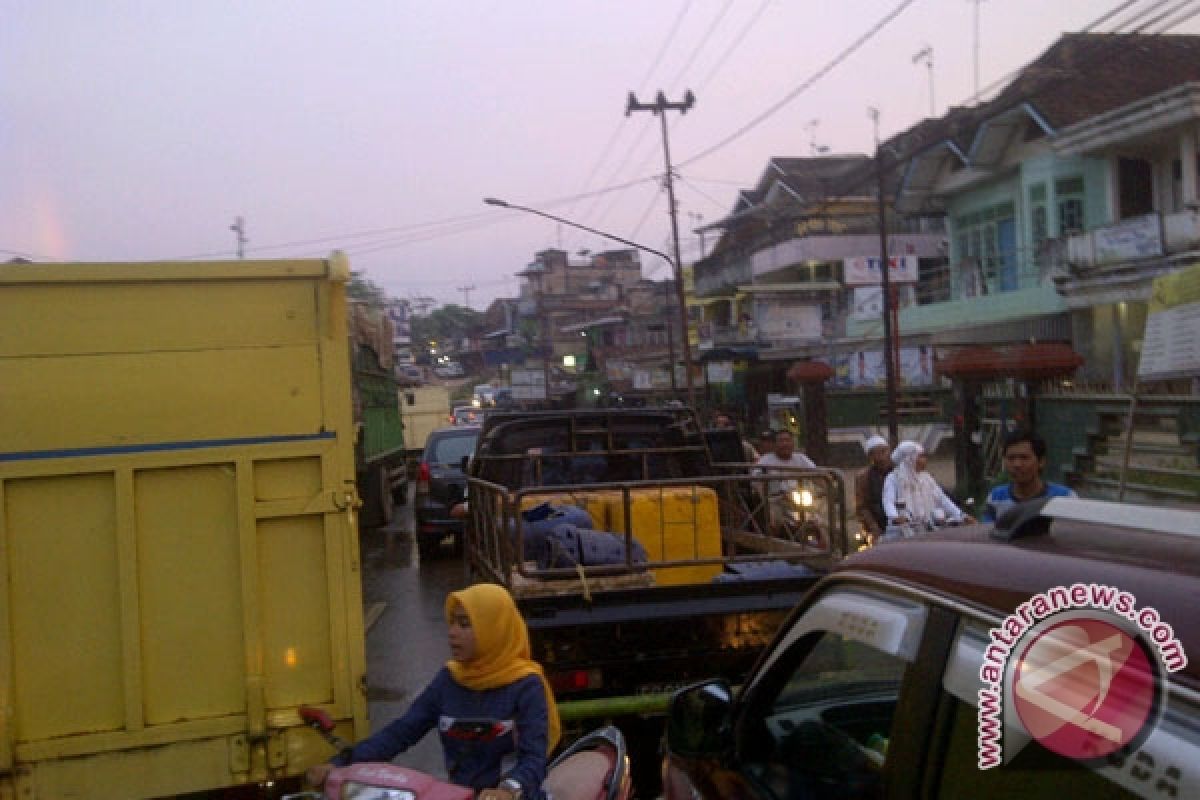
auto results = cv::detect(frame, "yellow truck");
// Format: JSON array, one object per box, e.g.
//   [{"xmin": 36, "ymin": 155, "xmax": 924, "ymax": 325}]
[
  {"xmin": 398, "ymin": 384, "xmax": 452, "ymax": 457},
  {"xmin": 0, "ymin": 256, "xmax": 369, "ymax": 799}
]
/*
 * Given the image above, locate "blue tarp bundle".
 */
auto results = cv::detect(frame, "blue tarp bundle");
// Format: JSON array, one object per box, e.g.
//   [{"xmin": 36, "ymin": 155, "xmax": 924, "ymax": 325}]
[
  {"xmin": 712, "ymin": 560, "xmax": 815, "ymax": 582},
  {"xmin": 537, "ymin": 523, "xmax": 648, "ymax": 569},
  {"xmin": 518, "ymin": 502, "xmax": 594, "ymax": 557}
]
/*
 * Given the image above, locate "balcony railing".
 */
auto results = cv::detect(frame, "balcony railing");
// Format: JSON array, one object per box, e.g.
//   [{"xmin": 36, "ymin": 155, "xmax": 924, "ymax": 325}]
[{"xmin": 1066, "ymin": 210, "xmax": 1200, "ymax": 269}]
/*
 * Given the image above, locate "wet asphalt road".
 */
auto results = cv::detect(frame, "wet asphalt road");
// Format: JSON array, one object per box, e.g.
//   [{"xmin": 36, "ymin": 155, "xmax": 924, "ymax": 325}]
[{"xmin": 357, "ymin": 492, "xmax": 468, "ymax": 780}]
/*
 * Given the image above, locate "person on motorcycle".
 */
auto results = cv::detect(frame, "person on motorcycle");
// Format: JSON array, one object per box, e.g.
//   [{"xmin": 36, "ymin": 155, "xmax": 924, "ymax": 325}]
[
  {"xmin": 755, "ymin": 430, "xmax": 819, "ymax": 543},
  {"xmin": 854, "ymin": 435, "xmax": 892, "ymax": 544},
  {"xmin": 882, "ymin": 441, "xmax": 976, "ymax": 530},
  {"xmin": 306, "ymin": 582, "xmax": 561, "ymax": 800}
]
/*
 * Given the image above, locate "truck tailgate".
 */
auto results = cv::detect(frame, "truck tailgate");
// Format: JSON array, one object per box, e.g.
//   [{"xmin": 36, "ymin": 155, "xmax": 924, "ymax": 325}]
[
  {"xmin": 521, "ymin": 580, "xmax": 812, "ymax": 701},
  {"xmin": 0, "ymin": 257, "xmax": 368, "ymax": 800}
]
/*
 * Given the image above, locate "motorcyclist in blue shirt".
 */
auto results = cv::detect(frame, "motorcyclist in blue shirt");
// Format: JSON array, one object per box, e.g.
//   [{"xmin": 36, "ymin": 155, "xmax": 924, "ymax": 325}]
[{"xmin": 984, "ymin": 429, "xmax": 1076, "ymax": 522}]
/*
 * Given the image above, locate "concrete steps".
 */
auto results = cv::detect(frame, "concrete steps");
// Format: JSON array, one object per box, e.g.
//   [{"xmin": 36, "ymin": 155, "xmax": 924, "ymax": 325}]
[{"xmin": 1066, "ymin": 405, "xmax": 1199, "ymax": 508}]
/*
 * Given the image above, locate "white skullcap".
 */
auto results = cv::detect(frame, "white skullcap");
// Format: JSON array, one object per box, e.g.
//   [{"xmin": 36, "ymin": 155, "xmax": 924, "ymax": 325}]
[{"xmin": 863, "ymin": 435, "xmax": 888, "ymax": 454}]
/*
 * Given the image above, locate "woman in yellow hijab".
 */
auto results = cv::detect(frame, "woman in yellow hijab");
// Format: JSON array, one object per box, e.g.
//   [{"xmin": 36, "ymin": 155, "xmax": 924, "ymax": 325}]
[{"xmin": 307, "ymin": 583, "xmax": 559, "ymax": 800}]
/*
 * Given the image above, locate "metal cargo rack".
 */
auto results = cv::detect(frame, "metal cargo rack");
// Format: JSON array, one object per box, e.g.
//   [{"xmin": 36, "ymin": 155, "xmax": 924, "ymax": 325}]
[{"xmin": 465, "ymin": 468, "xmax": 848, "ymax": 593}]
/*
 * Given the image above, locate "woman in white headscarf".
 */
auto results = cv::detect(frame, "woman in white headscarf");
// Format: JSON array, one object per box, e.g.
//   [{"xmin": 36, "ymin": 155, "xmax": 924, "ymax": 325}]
[{"xmin": 882, "ymin": 441, "xmax": 976, "ymax": 528}]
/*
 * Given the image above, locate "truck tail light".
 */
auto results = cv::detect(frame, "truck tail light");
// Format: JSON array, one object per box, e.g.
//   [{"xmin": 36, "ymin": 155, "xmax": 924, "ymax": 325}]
[
  {"xmin": 416, "ymin": 462, "xmax": 431, "ymax": 495},
  {"xmin": 548, "ymin": 669, "xmax": 602, "ymax": 694}
]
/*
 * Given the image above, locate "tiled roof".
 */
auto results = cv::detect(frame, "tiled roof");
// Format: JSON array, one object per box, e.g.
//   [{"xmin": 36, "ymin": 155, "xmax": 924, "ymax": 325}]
[
  {"xmin": 882, "ymin": 33, "xmax": 1200, "ymax": 164},
  {"xmin": 773, "ymin": 156, "xmax": 873, "ymax": 200}
]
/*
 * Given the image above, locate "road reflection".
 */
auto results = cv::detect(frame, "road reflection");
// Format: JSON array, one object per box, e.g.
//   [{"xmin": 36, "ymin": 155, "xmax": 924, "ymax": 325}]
[{"xmin": 359, "ymin": 515, "xmax": 469, "ymax": 779}]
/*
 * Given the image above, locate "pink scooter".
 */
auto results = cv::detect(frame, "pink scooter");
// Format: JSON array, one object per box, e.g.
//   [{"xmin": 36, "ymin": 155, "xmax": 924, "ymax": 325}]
[{"xmin": 287, "ymin": 707, "xmax": 632, "ymax": 800}]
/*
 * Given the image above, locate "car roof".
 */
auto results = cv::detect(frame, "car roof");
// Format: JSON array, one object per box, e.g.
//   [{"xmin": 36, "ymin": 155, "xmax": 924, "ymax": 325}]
[
  {"xmin": 835, "ymin": 499, "xmax": 1200, "ymax": 690},
  {"xmin": 430, "ymin": 424, "xmax": 479, "ymax": 435}
]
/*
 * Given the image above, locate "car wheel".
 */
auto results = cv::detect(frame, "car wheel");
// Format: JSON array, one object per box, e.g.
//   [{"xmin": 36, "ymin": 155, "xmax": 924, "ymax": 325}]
[{"xmin": 377, "ymin": 465, "xmax": 394, "ymax": 526}]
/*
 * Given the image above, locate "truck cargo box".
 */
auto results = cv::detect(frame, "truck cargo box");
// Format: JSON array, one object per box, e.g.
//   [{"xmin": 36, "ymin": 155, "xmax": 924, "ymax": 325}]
[{"xmin": 0, "ymin": 257, "xmax": 369, "ymax": 800}]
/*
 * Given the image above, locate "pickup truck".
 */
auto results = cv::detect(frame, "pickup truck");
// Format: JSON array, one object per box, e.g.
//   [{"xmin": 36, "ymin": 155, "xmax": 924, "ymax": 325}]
[{"xmin": 463, "ymin": 408, "xmax": 851, "ymax": 794}]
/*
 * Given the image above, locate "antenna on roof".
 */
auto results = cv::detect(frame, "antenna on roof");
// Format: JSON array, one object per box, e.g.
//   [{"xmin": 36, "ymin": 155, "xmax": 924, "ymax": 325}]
[{"xmin": 912, "ymin": 45, "xmax": 935, "ymax": 117}]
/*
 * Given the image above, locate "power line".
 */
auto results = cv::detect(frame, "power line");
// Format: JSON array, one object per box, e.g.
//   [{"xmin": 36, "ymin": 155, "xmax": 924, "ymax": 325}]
[
  {"xmin": 679, "ymin": 0, "xmax": 919, "ymax": 168},
  {"xmin": 706, "ymin": 0, "xmax": 1200, "ymax": 249},
  {"xmin": 693, "ymin": 0, "xmax": 773, "ymax": 91},
  {"xmin": 564, "ymin": 0, "xmax": 691, "ymax": 226},
  {"xmin": 676, "ymin": 174, "xmax": 729, "ymax": 211},
  {"xmin": 581, "ymin": 1, "xmax": 736, "ymax": 236},
  {"xmin": 628, "ymin": 182, "xmax": 666, "ymax": 242},
  {"xmin": 165, "ymin": 174, "xmax": 662, "ymax": 262},
  {"xmin": 664, "ymin": 0, "xmax": 735, "ymax": 92}
]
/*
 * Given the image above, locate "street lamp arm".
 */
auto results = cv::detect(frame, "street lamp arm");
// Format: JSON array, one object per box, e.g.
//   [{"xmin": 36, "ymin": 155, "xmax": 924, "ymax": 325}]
[{"xmin": 483, "ymin": 197, "xmax": 673, "ymax": 267}]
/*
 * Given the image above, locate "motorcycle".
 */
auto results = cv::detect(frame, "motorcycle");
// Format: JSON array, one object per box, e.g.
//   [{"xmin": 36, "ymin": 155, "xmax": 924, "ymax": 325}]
[
  {"xmin": 285, "ymin": 707, "xmax": 632, "ymax": 800},
  {"xmin": 772, "ymin": 482, "xmax": 828, "ymax": 550}
]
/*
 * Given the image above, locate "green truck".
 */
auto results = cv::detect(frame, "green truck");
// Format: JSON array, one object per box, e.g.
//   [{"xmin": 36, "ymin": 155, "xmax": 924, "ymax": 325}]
[{"xmin": 349, "ymin": 301, "xmax": 408, "ymax": 527}]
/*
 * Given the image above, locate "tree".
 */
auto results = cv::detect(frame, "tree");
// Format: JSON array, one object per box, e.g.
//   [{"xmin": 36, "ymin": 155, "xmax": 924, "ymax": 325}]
[
  {"xmin": 347, "ymin": 271, "xmax": 388, "ymax": 308},
  {"xmin": 411, "ymin": 304, "xmax": 484, "ymax": 361}
]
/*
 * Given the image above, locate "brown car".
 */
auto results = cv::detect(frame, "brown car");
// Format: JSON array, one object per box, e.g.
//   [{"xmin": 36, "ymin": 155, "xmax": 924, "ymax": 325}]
[{"xmin": 663, "ymin": 496, "xmax": 1200, "ymax": 799}]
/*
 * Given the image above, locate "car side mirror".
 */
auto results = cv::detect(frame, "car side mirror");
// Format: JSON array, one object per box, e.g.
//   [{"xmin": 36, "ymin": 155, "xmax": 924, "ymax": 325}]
[{"xmin": 666, "ymin": 679, "xmax": 734, "ymax": 759}]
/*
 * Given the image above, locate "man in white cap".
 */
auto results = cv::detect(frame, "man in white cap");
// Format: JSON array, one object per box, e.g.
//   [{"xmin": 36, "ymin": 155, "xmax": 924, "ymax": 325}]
[{"xmin": 855, "ymin": 435, "xmax": 892, "ymax": 544}]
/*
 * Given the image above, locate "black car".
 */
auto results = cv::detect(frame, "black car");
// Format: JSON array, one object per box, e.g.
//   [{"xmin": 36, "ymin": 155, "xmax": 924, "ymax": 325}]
[{"xmin": 414, "ymin": 425, "xmax": 479, "ymax": 559}]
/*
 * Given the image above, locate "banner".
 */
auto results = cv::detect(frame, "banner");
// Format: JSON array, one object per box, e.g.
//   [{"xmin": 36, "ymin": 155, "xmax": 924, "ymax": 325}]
[
  {"xmin": 843, "ymin": 255, "xmax": 919, "ymax": 285},
  {"xmin": 1137, "ymin": 263, "xmax": 1200, "ymax": 380},
  {"xmin": 824, "ymin": 346, "xmax": 935, "ymax": 388}
]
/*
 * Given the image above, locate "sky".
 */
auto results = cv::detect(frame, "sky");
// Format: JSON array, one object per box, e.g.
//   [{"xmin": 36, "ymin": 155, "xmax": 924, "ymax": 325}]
[{"xmin": 5, "ymin": 0, "xmax": 1200, "ymax": 311}]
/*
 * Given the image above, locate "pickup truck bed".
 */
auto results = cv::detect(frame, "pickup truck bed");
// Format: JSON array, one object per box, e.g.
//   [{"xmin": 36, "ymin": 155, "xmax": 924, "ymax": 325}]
[{"xmin": 464, "ymin": 409, "xmax": 848, "ymax": 794}]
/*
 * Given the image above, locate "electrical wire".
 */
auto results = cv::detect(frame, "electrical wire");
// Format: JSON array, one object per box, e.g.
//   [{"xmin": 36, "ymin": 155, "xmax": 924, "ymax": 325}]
[
  {"xmin": 722, "ymin": 0, "xmax": 1200, "ymax": 238},
  {"xmin": 627, "ymin": 182, "xmax": 666, "ymax": 242},
  {"xmin": 693, "ymin": 0, "xmax": 773, "ymax": 92},
  {"xmin": 676, "ymin": 175, "xmax": 729, "ymax": 211},
  {"xmin": 564, "ymin": 0, "xmax": 691, "ymax": 228},
  {"xmin": 164, "ymin": 173, "xmax": 663, "ymax": 261},
  {"xmin": 583, "ymin": 1, "xmax": 737, "ymax": 234}
]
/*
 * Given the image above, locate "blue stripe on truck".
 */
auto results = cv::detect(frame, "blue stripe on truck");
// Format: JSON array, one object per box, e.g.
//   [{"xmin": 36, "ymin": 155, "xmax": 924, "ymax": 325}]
[{"xmin": 0, "ymin": 431, "xmax": 337, "ymax": 462}]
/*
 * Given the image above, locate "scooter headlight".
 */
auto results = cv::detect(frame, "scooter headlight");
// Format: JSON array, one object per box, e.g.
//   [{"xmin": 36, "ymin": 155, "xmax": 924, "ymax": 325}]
[{"xmin": 343, "ymin": 785, "xmax": 416, "ymax": 800}]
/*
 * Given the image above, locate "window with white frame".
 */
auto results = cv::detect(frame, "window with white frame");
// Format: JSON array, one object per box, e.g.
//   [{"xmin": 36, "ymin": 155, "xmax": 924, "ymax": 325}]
[{"xmin": 1055, "ymin": 176, "xmax": 1084, "ymax": 233}]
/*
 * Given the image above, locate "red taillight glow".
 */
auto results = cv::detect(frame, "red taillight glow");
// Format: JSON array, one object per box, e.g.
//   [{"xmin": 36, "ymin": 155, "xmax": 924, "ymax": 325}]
[
  {"xmin": 548, "ymin": 669, "xmax": 601, "ymax": 694},
  {"xmin": 416, "ymin": 461, "xmax": 431, "ymax": 494}
]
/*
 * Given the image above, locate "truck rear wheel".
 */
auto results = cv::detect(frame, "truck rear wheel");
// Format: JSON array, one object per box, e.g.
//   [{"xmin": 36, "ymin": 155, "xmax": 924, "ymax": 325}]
[{"xmin": 358, "ymin": 464, "xmax": 393, "ymax": 529}]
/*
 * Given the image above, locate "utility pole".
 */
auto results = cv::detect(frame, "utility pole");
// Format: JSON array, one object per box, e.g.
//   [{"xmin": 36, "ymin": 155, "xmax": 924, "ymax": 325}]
[
  {"xmin": 968, "ymin": 0, "xmax": 986, "ymax": 102},
  {"xmin": 626, "ymin": 89, "xmax": 697, "ymax": 408},
  {"xmin": 870, "ymin": 107, "xmax": 900, "ymax": 444},
  {"xmin": 912, "ymin": 45, "xmax": 935, "ymax": 118},
  {"xmin": 457, "ymin": 284, "xmax": 476, "ymax": 308},
  {"xmin": 230, "ymin": 216, "xmax": 247, "ymax": 259}
]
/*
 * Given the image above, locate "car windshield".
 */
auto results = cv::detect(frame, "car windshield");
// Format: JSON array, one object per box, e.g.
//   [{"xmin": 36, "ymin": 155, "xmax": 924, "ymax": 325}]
[{"xmin": 429, "ymin": 433, "xmax": 477, "ymax": 466}]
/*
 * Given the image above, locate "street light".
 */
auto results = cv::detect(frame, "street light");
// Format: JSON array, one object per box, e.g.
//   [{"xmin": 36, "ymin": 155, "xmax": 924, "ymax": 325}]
[{"xmin": 483, "ymin": 197, "xmax": 696, "ymax": 407}]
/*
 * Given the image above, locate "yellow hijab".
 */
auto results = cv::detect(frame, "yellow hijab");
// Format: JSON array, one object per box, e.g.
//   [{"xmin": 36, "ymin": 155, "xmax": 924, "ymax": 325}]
[{"xmin": 444, "ymin": 583, "xmax": 562, "ymax": 753}]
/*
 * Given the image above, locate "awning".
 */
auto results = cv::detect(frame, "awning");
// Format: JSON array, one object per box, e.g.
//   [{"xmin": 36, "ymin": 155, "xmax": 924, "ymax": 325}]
[
  {"xmin": 786, "ymin": 361, "xmax": 834, "ymax": 383},
  {"xmin": 697, "ymin": 346, "xmax": 760, "ymax": 363},
  {"xmin": 936, "ymin": 342, "xmax": 1084, "ymax": 380},
  {"xmin": 558, "ymin": 315, "xmax": 627, "ymax": 333},
  {"xmin": 737, "ymin": 282, "xmax": 843, "ymax": 293}
]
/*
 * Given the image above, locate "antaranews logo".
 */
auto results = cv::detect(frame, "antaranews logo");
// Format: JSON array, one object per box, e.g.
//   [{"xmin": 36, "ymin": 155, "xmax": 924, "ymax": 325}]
[{"xmin": 977, "ymin": 583, "xmax": 1187, "ymax": 769}]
